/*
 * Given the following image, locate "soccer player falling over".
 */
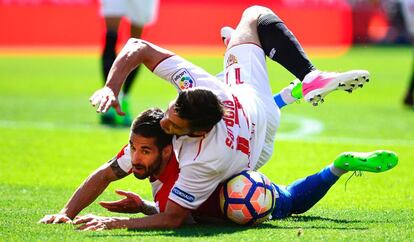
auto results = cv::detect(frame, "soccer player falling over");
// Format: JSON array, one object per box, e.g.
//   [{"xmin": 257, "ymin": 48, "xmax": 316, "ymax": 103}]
[
  {"xmin": 39, "ymin": 108, "xmax": 398, "ymax": 230},
  {"xmin": 45, "ymin": 5, "xmax": 380, "ymax": 229}
]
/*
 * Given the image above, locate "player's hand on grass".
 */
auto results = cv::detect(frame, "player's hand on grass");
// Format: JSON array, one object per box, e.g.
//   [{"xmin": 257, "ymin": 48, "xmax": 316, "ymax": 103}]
[
  {"xmin": 89, "ymin": 86, "xmax": 125, "ymax": 115},
  {"xmin": 73, "ymin": 214, "xmax": 126, "ymax": 231},
  {"xmin": 73, "ymin": 214, "xmax": 106, "ymax": 225},
  {"xmin": 38, "ymin": 214, "xmax": 72, "ymax": 224},
  {"xmin": 99, "ymin": 189, "xmax": 145, "ymax": 214}
]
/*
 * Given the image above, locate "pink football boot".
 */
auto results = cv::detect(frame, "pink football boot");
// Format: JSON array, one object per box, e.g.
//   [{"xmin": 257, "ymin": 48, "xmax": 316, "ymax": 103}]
[{"xmin": 302, "ymin": 70, "xmax": 370, "ymax": 106}]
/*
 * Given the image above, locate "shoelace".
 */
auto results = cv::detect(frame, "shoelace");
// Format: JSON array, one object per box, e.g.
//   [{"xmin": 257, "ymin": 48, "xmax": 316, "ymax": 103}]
[{"xmin": 344, "ymin": 171, "xmax": 363, "ymax": 191}]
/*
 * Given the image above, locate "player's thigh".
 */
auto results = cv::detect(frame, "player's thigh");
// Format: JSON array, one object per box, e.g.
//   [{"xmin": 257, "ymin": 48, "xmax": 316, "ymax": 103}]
[
  {"xmin": 127, "ymin": 0, "xmax": 159, "ymax": 26},
  {"xmin": 228, "ymin": 5, "xmax": 274, "ymax": 48},
  {"xmin": 255, "ymin": 103, "xmax": 280, "ymax": 170},
  {"xmin": 224, "ymin": 44, "xmax": 273, "ymax": 98}
]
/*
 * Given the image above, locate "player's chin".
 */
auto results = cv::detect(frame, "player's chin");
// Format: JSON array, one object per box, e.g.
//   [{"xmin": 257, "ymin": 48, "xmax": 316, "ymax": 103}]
[{"xmin": 132, "ymin": 169, "xmax": 149, "ymax": 180}]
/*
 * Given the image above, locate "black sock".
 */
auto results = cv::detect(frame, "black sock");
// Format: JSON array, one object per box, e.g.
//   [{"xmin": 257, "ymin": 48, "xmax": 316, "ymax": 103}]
[
  {"xmin": 409, "ymin": 74, "xmax": 414, "ymax": 96},
  {"xmin": 122, "ymin": 65, "xmax": 140, "ymax": 94},
  {"xmin": 408, "ymin": 54, "xmax": 414, "ymax": 96},
  {"xmin": 102, "ymin": 30, "xmax": 118, "ymax": 83},
  {"xmin": 257, "ymin": 14, "xmax": 316, "ymax": 81},
  {"xmin": 405, "ymin": 53, "xmax": 414, "ymax": 101}
]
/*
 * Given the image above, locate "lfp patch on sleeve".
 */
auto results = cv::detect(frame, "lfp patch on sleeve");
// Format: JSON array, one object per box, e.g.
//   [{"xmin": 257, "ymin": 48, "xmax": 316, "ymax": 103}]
[
  {"xmin": 172, "ymin": 68, "xmax": 195, "ymax": 90},
  {"xmin": 172, "ymin": 186, "xmax": 195, "ymax": 203}
]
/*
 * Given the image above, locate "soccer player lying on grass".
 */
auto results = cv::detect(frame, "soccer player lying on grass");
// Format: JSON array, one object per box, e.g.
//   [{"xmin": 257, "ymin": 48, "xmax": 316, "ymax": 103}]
[
  {"xmin": 39, "ymin": 108, "xmax": 399, "ymax": 230},
  {"xmin": 87, "ymin": 5, "xmax": 370, "ymax": 229},
  {"xmin": 38, "ymin": 71, "xmax": 299, "ymax": 227}
]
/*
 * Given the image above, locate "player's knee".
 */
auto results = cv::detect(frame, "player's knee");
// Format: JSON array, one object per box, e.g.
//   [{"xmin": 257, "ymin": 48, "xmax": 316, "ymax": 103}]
[
  {"xmin": 256, "ymin": 13, "xmax": 284, "ymax": 55},
  {"xmin": 242, "ymin": 5, "xmax": 274, "ymax": 23}
]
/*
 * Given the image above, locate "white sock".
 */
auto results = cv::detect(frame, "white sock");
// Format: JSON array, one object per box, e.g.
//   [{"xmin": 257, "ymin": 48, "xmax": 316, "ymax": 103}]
[
  {"xmin": 279, "ymin": 83, "xmax": 298, "ymax": 104},
  {"xmin": 329, "ymin": 164, "xmax": 348, "ymax": 177}
]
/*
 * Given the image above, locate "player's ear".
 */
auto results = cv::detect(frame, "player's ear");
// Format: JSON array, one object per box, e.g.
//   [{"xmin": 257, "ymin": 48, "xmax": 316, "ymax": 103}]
[{"xmin": 162, "ymin": 144, "xmax": 173, "ymax": 160}]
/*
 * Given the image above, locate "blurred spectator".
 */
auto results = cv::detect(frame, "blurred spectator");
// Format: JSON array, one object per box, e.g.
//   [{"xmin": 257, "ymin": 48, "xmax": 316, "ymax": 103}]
[
  {"xmin": 348, "ymin": 0, "xmax": 411, "ymax": 44},
  {"xmin": 400, "ymin": 0, "xmax": 414, "ymax": 106},
  {"xmin": 349, "ymin": 0, "xmax": 386, "ymax": 43},
  {"xmin": 100, "ymin": 0, "xmax": 159, "ymax": 126},
  {"xmin": 348, "ymin": 1, "xmax": 413, "ymax": 106},
  {"xmin": 381, "ymin": 0, "xmax": 411, "ymax": 44}
]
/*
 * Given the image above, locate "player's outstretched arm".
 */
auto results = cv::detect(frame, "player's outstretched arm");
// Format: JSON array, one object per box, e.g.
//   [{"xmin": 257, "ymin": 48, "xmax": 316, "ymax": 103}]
[
  {"xmin": 74, "ymin": 199, "xmax": 191, "ymax": 230},
  {"xmin": 90, "ymin": 38, "xmax": 174, "ymax": 114},
  {"xmin": 38, "ymin": 163, "xmax": 120, "ymax": 224}
]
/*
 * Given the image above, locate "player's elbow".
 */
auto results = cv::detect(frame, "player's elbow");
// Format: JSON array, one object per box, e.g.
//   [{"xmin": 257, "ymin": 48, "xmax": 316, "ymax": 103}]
[
  {"xmin": 162, "ymin": 212, "xmax": 188, "ymax": 229},
  {"xmin": 165, "ymin": 215, "xmax": 186, "ymax": 229},
  {"xmin": 126, "ymin": 38, "xmax": 148, "ymax": 52},
  {"xmin": 126, "ymin": 37, "xmax": 143, "ymax": 46},
  {"xmin": 123, "ymin": 38, "xmax": 149, "ymax": 64}
]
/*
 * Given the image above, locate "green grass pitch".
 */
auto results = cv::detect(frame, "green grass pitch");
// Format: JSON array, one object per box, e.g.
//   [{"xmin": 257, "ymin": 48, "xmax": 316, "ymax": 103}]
[{"xmin": 0, "ymin": 46, "xmax": 413, "ymax": 241}]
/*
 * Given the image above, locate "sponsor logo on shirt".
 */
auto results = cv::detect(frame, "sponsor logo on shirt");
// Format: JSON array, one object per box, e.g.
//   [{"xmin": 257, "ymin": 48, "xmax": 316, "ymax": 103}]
[
  {"xmin": 172, "ymin": 187, "xmax": 195, "ymax": 203},
  {"xmin": 226, "ymin": 54, "xmax": 238, "ymax": 68},
  {"xmin": 222, "ymin": 95, "xmax": 250, "ymax": 156},
  {"xmin": 172, "ymin": 68, "xmax": 195, "ymax": 90}
]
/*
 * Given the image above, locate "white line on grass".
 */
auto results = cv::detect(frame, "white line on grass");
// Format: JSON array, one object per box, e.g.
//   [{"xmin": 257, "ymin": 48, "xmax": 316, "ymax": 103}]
[{"xmin": 278, "ymin": 114, "xmax": 324, "ymax": 139}]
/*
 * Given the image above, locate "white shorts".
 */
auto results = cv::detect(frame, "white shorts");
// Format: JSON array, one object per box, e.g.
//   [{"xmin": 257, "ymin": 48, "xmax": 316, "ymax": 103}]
[
  {"xmin": 100, "ymin": 0, "xmax": 159, "ymax": 26},
  {"xmin": 401, "ymin": 0, "xmax": 414, "ymax": 37},
  {"xmin": 223, "ymin": 44, "xmax": 281, "ymax": 170}
]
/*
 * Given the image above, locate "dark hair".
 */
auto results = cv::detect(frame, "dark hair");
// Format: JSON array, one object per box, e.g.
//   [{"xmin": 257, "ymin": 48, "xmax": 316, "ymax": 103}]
[
  {"xmin": 131, "ymin": 108, "xmax": 172, "ymax": 150},
  {"xmin": 174, "ymin": 88, "xmax": 224, "ymax": 132}
]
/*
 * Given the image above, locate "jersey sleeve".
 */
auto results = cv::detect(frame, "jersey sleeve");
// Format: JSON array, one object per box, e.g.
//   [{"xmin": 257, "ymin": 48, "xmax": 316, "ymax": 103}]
[
  {"xmin": 152, "ymin": 55, "xmax": 228, "ymax": 93},
  {"xmin": 168, "ymin": 162, "xmax": 224, "ymax": 210},
  {"xmin": 107, "ymin": 144, "xmax": 132, "ymax": 178}
]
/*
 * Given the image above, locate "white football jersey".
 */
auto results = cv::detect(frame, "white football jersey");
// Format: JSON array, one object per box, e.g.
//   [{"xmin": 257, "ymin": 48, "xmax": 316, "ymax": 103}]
[{"xmin": 153, "ymin": 44, "xmax": 280, "ymax": 209}]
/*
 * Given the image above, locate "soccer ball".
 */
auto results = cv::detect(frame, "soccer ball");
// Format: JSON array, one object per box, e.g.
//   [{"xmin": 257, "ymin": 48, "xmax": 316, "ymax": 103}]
[{"xmin": 219, "ymin": 170, "xmax": 276, "ymax": 225}]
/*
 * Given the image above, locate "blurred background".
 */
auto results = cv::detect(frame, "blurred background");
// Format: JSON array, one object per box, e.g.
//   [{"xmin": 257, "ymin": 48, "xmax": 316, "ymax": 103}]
[
  {"xmin": 0, "ymin": 0, "xmax": 409, "ymax": 50},
  {"xmin": 1, "ymin": 1, "xmax": 413, "ymax": 240}
]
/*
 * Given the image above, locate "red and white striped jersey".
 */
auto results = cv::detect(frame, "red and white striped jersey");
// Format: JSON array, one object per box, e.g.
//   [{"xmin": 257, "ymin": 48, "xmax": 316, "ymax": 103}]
[{"xmin": 110, "ymin": 144, "xmax": 222, "ymax": 218}]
